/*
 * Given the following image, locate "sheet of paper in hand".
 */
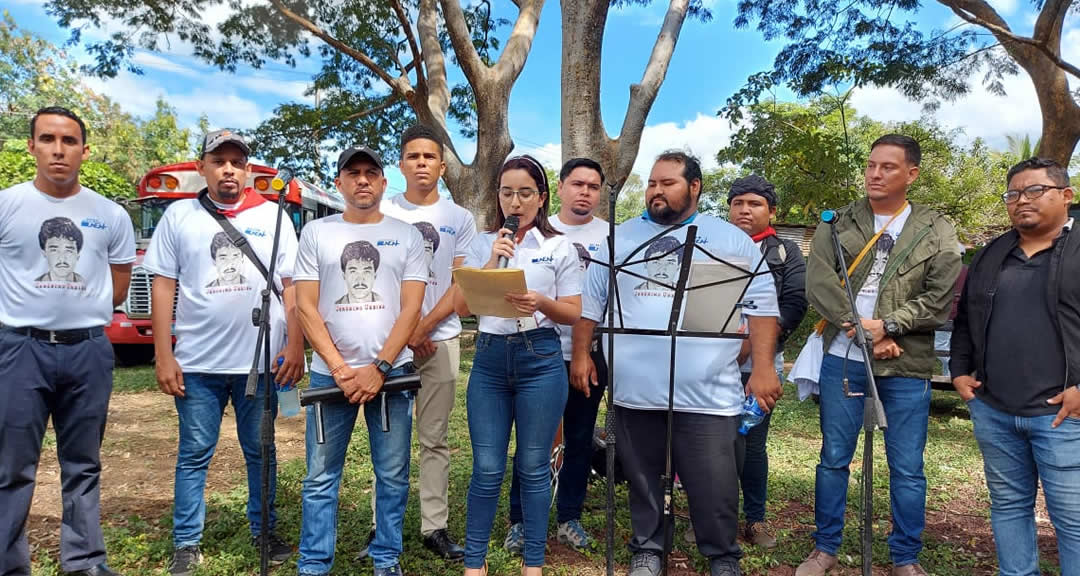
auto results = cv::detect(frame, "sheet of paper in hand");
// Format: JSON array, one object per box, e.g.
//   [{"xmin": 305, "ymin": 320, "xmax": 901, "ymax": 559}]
[{"xmin": 452, "ymin": 266, "xmax": 529, "ymax": 318}]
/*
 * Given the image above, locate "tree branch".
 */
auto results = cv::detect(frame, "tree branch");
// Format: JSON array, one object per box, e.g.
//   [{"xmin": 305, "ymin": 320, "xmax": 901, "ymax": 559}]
[
  {"xmin": 945, "ymin": 2, "xmax": 1080, "ymax": 78},
  {"xmin": 613, "ymin": 0, "xmax": 690, "ymax": 176},
  {"xmin": 439, "ymin": 0, "xmax": 489, "ymax": 87},
  {"xmin": 391, "ymin": 0, "xmax": 424, "ymax": 85},
  {"xmin": 268, "ymin": 0, "xmax": 412, "ymax": 97},
  {"xmin": 494, "ymin": 0, "xmax": 545, "ymax": 83},
  {"xmin": 416, "ymin": 0, "xmax": 452, "ymax": 133},
  {"xmin": 1032, "ymin": 0, "xmax": 1071, "ymax": 43}
]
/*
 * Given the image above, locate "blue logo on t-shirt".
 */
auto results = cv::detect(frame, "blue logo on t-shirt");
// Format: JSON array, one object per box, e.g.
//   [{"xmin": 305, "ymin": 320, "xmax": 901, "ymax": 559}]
[
  {"xmin": 531, "ymin": 255, "xmax": 554, "ymax": 264},
  {"xmin": 377, "ymin": 239, "xmax": 400, "ymax": 247},
  {"xmin": 439, "ymin": 225, "xmax": 457, "ymax": 236},
  {"xmin": 80, "ymin": 218, "xmax": 107, "ymax": 230},
  {"xmin": 588, "ymin": 243, "xmax": 602, "ymax": 252},
  {"xmin": 244, "ymin": 227, "xmax": 267, "ymax": 237}
]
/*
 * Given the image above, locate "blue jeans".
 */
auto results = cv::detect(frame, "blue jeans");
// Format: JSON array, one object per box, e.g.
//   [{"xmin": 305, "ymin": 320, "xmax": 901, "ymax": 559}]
[
  {"xmin": 740, "ymin": 371, "xmax": 776, "ymax": 524},
  {"xmin": 298, "ymin": 370, "xmax": 414, "ymax": 574},
  {"xmin": 465, "ymin": 329, "xmax": 568, "ymax": 569},
  {"xmin": 173, "ymin": 372, "xmax": 276, "ymax": 548},
  {"xmin": 968, "ymin": 396, "xmax": 1080, "ymax": 576},
  {"xmin": 813, "ymin": 354, "xmax": 930, "ymax": 565},
  {"xmin": 509, "ymin": 350, "xmax": 608, "ymax": 526}
]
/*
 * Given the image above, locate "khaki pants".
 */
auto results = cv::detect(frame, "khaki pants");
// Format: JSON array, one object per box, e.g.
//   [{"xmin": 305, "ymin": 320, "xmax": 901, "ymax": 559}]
[{"xmin": 369, "ymin": 337, "xmax": 461, "ymax": 535}]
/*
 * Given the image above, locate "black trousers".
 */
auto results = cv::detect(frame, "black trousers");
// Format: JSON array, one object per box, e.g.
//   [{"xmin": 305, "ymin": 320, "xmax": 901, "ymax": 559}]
[
  {"xmin": 0, "ymin": 329, "xmax": 114, "ymax": 575},
  {"xmin": 616, "ymin": 405, "xmax": 744, "ymax": 562}
]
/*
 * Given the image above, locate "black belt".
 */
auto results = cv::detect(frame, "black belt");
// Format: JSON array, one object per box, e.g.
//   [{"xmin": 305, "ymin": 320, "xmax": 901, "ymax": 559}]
[{"xmin": 0, "ymin": 324, "xmax": 104, "ymax": 344}]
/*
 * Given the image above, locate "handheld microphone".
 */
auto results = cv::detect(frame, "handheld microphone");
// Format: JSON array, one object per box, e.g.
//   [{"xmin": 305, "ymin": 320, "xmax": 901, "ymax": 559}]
[
  {"xmin": 821, "ymin": 209, "xmax": 837, "ymax": 224},
  {"xmin": 270, "ymin": 169, "xmax": 294, "ymax": 192},
  {"xmin": 497, "ymin": 215, "xmax": 520, "ymax": 268}
]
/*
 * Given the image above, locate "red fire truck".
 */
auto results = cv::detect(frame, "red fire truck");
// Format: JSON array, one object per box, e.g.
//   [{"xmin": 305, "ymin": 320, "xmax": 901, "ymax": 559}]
[{"xmin": 108, "ymin": 162, "xmax": 343, "ymax": 364}]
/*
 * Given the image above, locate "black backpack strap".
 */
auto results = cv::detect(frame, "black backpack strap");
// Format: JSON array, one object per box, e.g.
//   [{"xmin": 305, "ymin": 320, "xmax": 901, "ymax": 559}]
[{"xmin": 198, "ymin": 190, "xmax": 282, "ymax": 299}]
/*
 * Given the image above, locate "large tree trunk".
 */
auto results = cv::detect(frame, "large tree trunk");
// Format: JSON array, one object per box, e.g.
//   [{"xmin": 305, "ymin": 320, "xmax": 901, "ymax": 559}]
[{"xmin": 561, "ymin": 0, "xmax": 691, "ymax": 219}]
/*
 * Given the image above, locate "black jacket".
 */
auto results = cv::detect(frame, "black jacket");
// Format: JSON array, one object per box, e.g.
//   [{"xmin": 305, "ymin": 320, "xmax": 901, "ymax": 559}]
[
  {"xmin": 761, "ymin": 235, "xmax": 808, "ymax": 350},
  {"xmin": 950, "ymin": 221, "xmax": 1079, "ymax": 389}
]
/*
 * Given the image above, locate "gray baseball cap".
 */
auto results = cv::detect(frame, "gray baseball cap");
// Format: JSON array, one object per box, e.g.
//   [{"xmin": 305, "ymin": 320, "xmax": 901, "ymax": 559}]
[
  {"xmin": 200, "ymin": 129, "xmax": 250, "ymax": 157},
  {"xmin": 337, "ymin": 146, "xmax": 384, "ymax": 174}
]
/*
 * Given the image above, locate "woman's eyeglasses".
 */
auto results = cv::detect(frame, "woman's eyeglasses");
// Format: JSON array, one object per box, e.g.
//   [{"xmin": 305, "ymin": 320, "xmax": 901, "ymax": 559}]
[{"xmin": 498, "ymin": 187, "xmax": 539, "ymax": 201}]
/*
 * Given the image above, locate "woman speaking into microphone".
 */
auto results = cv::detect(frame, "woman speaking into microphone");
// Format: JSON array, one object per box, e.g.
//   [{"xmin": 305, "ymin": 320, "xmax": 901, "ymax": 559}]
[{"xmin": 456, "ymin": 155, "xmax": 582, "ymax": 576}]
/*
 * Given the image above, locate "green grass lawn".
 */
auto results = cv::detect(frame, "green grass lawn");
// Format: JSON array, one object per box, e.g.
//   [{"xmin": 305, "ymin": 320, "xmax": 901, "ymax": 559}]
[{"xmin": 30, "ymin": 345, "xmax": 1046, "ymax": 575}]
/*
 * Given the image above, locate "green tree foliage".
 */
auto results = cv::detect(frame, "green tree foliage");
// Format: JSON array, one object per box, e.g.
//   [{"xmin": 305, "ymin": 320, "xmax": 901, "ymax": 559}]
[
  {"xmin": 717, "ymin": 98, "xmax": 1011, "ymax": 242},
  {"xmin": 0, "ymin": 141, "xmax": 134, "ymax": 200},
  {"xmin": 1, "ymin": 14, "xmax": 190, "ymax": 188}
]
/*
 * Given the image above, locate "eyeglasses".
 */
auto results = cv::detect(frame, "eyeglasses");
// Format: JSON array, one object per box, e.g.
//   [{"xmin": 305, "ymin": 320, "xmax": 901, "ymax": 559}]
[
  {"xmin": 498, "ymin": 187, "xmax": 539, "ymax": 201},
  {"xmin": 1002, "ymin": 184, "xmax": 1066, "ymax": 204}
]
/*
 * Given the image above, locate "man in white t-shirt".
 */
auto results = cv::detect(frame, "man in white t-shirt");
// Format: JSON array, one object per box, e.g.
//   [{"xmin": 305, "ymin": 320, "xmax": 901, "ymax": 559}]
[
  {"xmin": 578, "ymin": 151, "xmax": 782, "ymax": 576},
  {"xmin": 295, "ymin": 146, "xmax": 426, "ymax": 576},
  {"xmin": 798, "ymin": 135, "xmax": 961, "ymax": 576},
  {"xmin": 505, "ymin": 157, "xmax": 610, "ymax": 554},
  {"xmin": 0, "ymin": 107, "xmax": 135, "ymax": 576},
  {"xmin": 376, "ymin": 125, "xmax": 476, "ymax": 561},
  {"xmin": 142, "ymin": 130, "xmax": 303, "ymax": 575}
]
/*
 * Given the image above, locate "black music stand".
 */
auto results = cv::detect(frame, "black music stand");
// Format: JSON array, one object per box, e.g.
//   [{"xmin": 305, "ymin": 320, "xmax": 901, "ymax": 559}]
[{"xmin": 587, "ymin": 211, "xmax": 773, "ymax": 576}]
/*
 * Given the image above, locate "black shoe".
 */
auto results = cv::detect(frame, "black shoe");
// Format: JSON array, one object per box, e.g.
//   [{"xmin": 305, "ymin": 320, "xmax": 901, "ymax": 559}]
[
  {"xmin": 252, "ymin": 532, "xmax": 293, "ymax": 565},
  {"xmin": 355, "ymin": 528, "xmax": 376, "ymax": 560},
  {"xmin": 168, "ymin": 545, "xmax": 203, "ymax": 576},
  {"xmin": 423, "ymin": 529, "xmax": 465, "ymax": 561},
  {"xmin": 64, "ymin": 564, "xmax": 123, "ymax": 576},
  {"xmin": 710, "ymin": 557, "xmax": 742, "ymax": 576}
]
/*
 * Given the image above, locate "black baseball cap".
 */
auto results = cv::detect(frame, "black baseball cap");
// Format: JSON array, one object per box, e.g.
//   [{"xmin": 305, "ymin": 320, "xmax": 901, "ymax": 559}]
[
  {"xmin": 337, "ymin": 146, "xmax": 384, "ymax": 174},
  {"xmin": 200, "ymin": 129, "xmax": 250, "ymax": 157}
]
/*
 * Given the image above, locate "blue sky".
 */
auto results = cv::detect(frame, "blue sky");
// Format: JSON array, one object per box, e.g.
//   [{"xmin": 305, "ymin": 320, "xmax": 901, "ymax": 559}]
[{"xmin": 9, "ymin": 0, "xmax": 1078, "ymax": 191}]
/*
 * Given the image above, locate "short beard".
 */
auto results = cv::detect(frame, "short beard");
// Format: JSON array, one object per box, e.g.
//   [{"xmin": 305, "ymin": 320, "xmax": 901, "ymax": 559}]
[
  {"xmin": 570, "ymin": 206, "xmax": 591, "ymax": 217},
  {"xmin": 648, "ymin": 202, "xmax": 686, "ymax": 225}
]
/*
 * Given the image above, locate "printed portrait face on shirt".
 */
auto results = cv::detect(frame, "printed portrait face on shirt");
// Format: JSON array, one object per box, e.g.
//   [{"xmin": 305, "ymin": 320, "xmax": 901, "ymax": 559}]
[
  {"xmin": 574, "ymin": 242, "xmax": 591, "ymax": 271},
  {"xmin": 636, "ymin": 236, "xmax": 682, "ymax": 292},
  {"xmin": 36, "ymin": 217, "xmax": 84, "ymax": 283},
  {"xmin": 413, "ymin": 221, "xmax": 440, "ymax": 279},
  {"xmin": 207, "ymin": 232, "xmax": 247, "ymax": 287},
  {"xmin": 337, "ymin": 240, "xmax": 382, "ymax": 304}
]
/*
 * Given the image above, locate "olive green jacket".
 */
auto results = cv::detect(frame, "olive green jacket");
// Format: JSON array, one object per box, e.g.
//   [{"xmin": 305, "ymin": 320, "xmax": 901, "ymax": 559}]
[{"xmin": 807, "ymin": 198, "xmax": 962, "ymax": 378}]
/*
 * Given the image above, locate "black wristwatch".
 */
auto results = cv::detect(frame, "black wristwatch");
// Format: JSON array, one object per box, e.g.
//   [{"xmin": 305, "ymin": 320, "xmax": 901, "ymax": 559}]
[
  {"xmin": 883, "ymin": 319, "xmax": 901, "ymax": 338},
  {"xmin": 373, "ymin": 359, "xmax": 393, "ymax": 379}
]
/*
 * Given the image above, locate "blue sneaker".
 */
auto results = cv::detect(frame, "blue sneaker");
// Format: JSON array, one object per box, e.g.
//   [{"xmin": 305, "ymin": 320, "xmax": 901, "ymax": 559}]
[
  {"xmin": 503, "ymin": 523, "xmax": 524, "ymax": 556},
  {"xmin": 557, "ymin": 520, "xmax": 593, "ymax": 550}
]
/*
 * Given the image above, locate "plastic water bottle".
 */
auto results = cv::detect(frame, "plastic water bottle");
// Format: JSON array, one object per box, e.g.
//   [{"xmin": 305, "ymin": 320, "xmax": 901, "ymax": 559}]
[
  {"xmin": 276, "ymin": 357, "xmax": 300, "ymax": 418},
  {"xmin": 738, "ymin": 394, "xmax": 766, "ymax": 436}
]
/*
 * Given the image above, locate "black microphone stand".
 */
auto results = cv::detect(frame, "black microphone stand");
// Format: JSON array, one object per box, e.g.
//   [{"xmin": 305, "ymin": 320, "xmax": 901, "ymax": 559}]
[
  {"xmin": 603, "ymin": 182, "xmax": 617, "ymax": 576},
  {"xmin": 824, "ymin": 215, "xmax": 888, "ymax": 576},
  {"xmin": 244, "ymin": 177, "xmax": 290, "ymax": 576}
]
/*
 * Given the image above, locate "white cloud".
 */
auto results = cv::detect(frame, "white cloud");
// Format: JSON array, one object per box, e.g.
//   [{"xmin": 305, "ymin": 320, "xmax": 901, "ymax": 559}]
[
  {"xmin": 850, "ymin": 23, "xmax": 1080, "ymax": 151},
  {"xmin": 988, "ymin": 0, "xmax": 1019, "ymax": 16},
  {"xmin": 507, "ymin": 113, "xmax": 733, "ymax": 182},
  {"xmin": 83, "ymin": 70, "xmax": 264, "ymax": 129},
  {"xmin": 131, "ymin": 51, "xmax": 199, "ymax": 76},
  {"xmin": 515, "ymin": 141, "xmax": 562, "ymax": 170},
  {"xmin": 631, "ymin": 113, "xmax": 732, "ymax": 177}
]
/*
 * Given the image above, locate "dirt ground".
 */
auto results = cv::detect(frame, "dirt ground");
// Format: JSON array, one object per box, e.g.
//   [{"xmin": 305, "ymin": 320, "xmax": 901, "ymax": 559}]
[{"xmin": 26, "ymin": 392, "xmax": 308, "ymax": 556}]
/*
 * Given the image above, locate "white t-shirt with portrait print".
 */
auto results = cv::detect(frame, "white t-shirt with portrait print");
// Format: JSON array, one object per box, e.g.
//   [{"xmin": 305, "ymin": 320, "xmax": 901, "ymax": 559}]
[
  {"xmin": 550, "ymin": 214, "xmax": 609, "ymax": 361},
  {"xmin": 827, "ymin": 205, "xmax": 912, "ymax": 361},
  {"xmin": 0, "ymin": 181, "xmax": 136, "ymax": 330},
  {"xmin": 381, "ymin": 193, "xmax": 477, "ymax": 342},
  {"xmin": 142, "ymin": 197, "xmax": 298, "ymax": 374},
  {"xmin": 294, "ymin": 213, "xmax": 428, "ymax": 375},
  {"xmin": 464, "ymin": 227, "xmax": 584, "ymax": 336}
]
